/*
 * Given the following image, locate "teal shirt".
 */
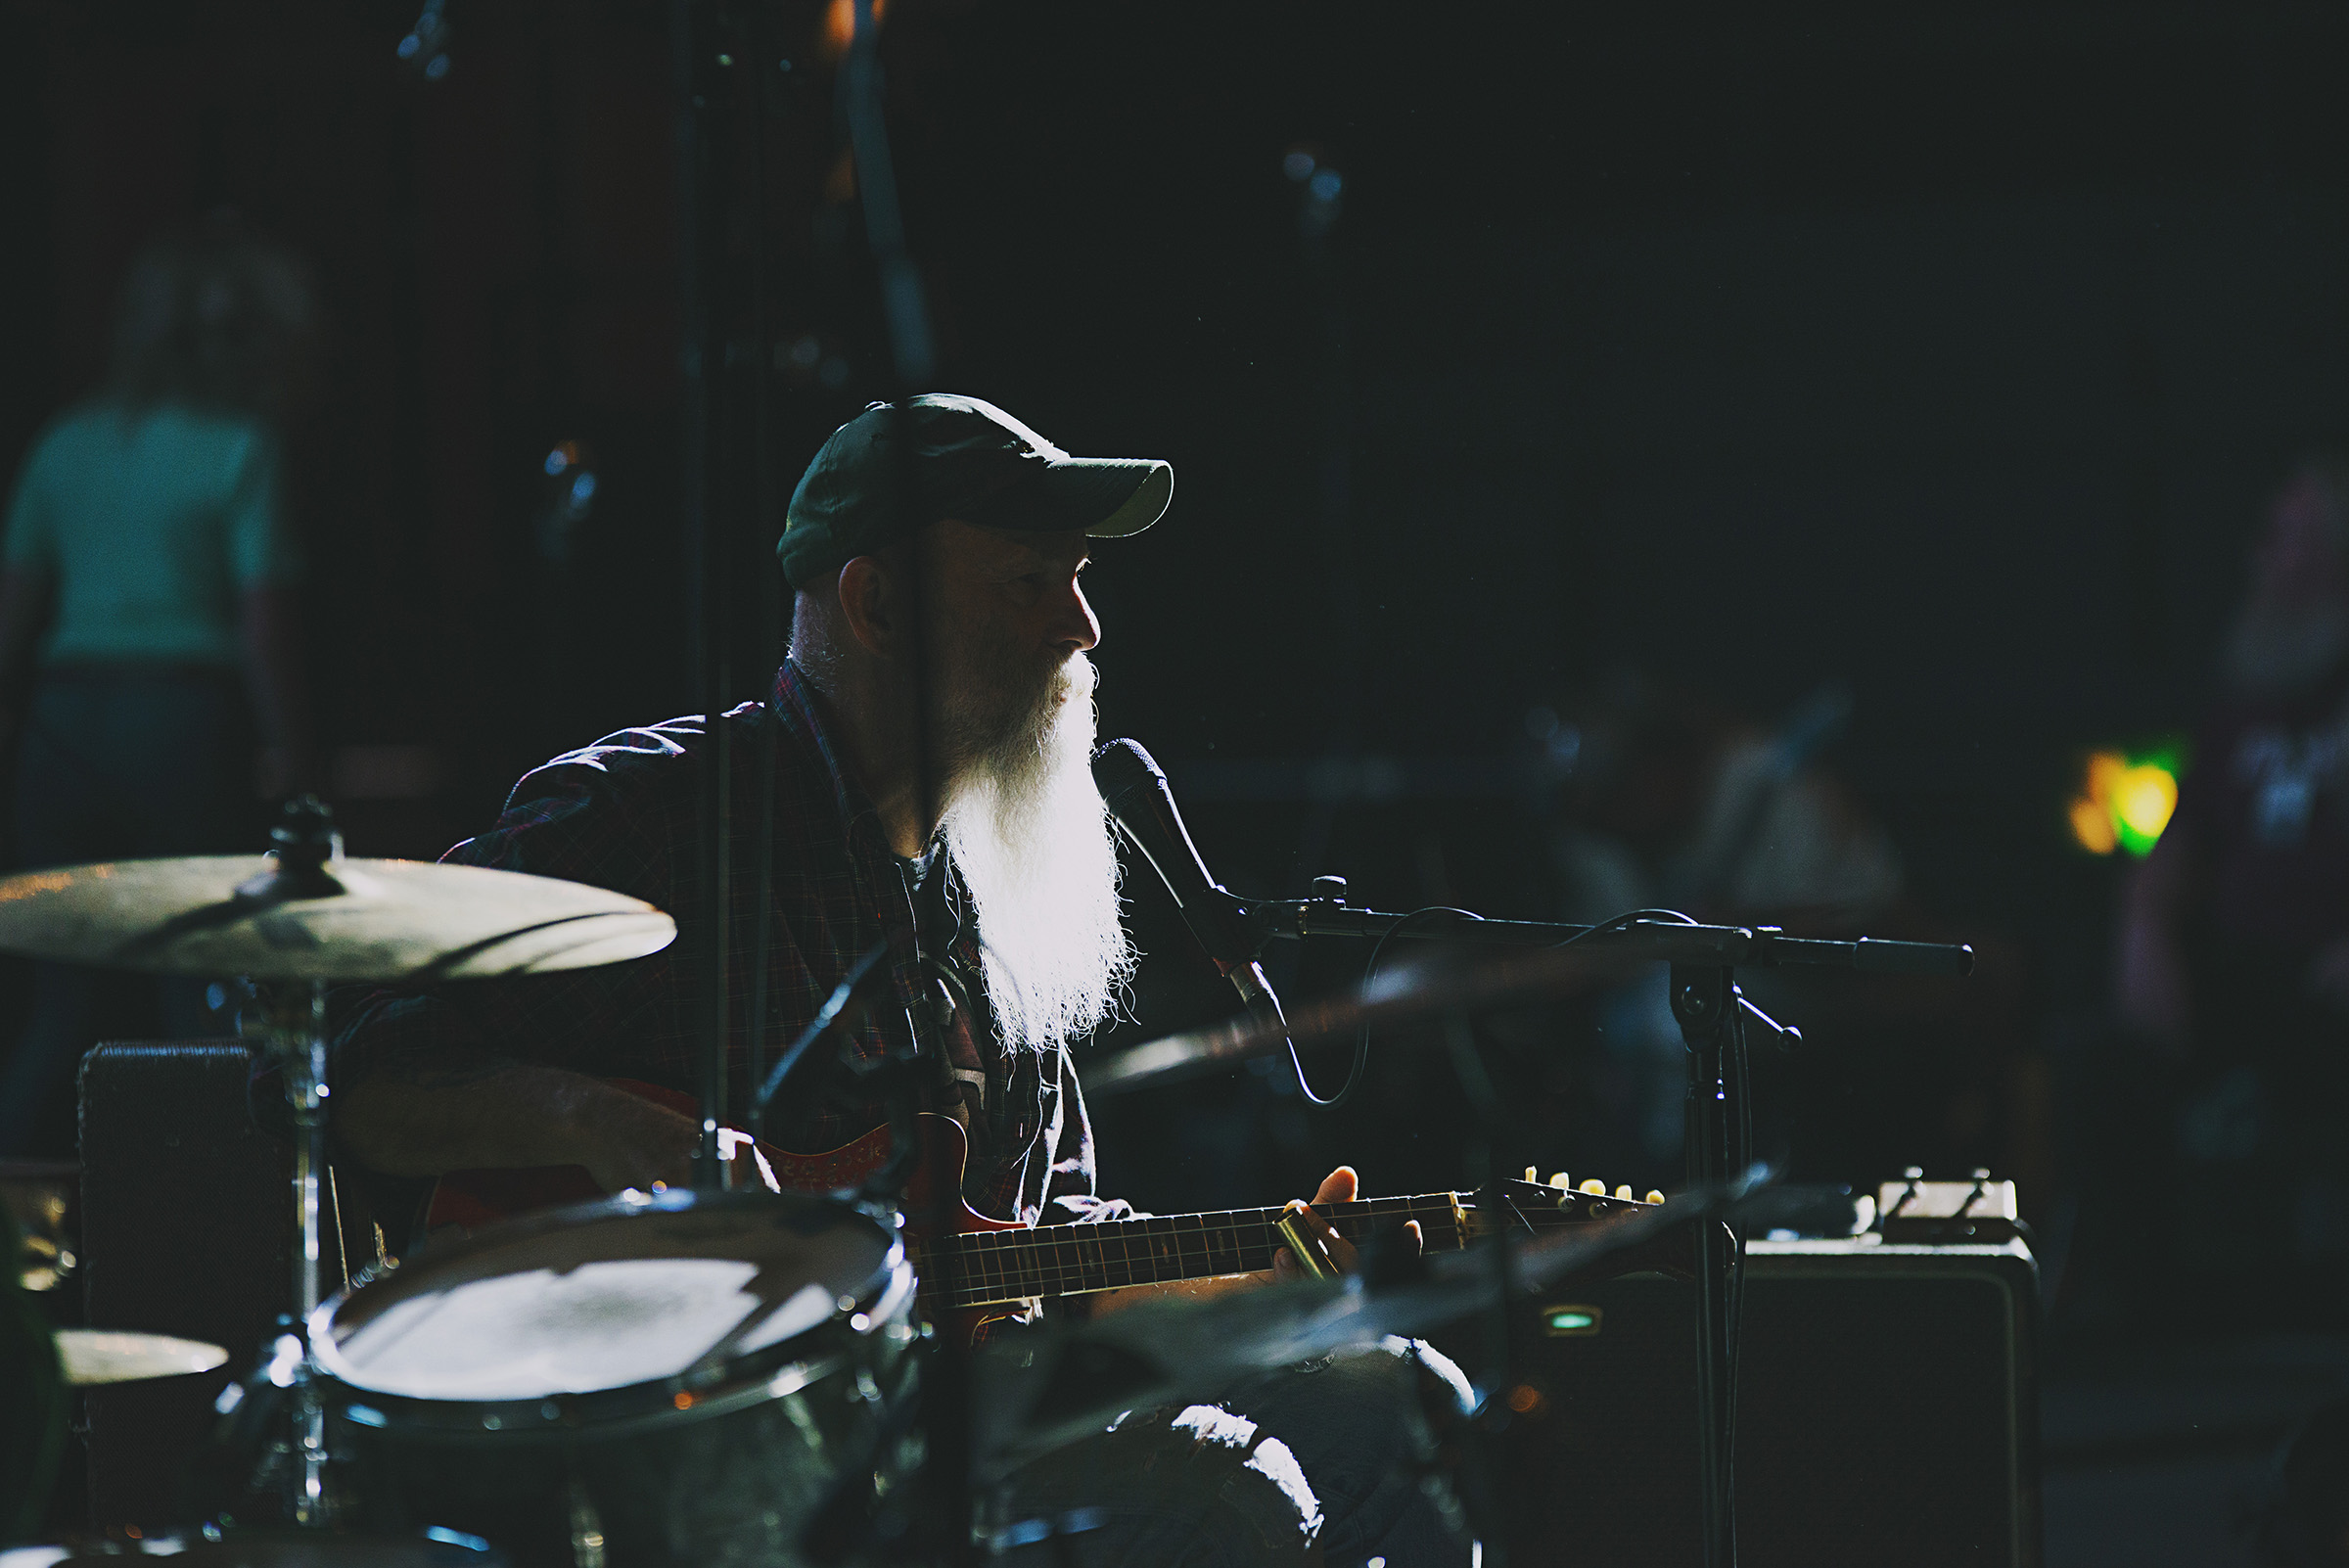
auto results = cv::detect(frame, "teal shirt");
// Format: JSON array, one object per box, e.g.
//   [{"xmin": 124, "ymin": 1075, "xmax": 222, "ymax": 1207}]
[{"xmin": 2, "ymin": 401, "xmax": 299, "ymax": 667}]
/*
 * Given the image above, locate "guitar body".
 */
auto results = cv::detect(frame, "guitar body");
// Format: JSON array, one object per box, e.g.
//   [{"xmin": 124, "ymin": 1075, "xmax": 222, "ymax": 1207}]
[{"xmin": 427, "ymin": 1085, "xmax": 1025, "ymax": 1340}]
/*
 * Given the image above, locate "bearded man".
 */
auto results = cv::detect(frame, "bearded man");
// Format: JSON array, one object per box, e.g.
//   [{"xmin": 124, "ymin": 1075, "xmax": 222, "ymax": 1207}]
[{"xmin": 330, "ymin": 395, "xmax": 1469, "ymax": 1567}]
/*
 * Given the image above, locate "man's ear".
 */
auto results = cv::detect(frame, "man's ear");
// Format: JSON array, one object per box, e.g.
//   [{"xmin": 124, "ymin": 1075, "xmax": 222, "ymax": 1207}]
[{"xmin": 836, "ymin": 555, "xmax": 894, "ymax": 658}]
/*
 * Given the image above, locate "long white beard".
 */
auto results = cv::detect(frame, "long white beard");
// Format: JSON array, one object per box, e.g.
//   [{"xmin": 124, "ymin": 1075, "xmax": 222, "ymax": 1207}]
[{"xmin": 941, "ymin": 656, "xmax": 1136, "ymax": 1054}]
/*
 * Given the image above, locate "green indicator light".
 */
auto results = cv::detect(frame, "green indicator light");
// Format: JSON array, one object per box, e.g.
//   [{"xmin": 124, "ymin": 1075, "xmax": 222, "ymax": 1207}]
[{"xmin": 1542, "ymin": 1306, "xmax": 1601, "ymax": 1336}]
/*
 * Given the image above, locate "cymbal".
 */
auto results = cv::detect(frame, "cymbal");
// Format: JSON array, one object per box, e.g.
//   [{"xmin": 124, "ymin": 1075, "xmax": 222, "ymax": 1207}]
[
  {"xmin": 1098, "ymin": 1181, "xmax": 1705, "ymax": 1371},
  {"xmin": 1085, "ymin": 942, "xmax": 1641, "ymax": 1096},
  {"xmin": 978, "ymin": 1178, "xmax": 1735, "ymax": 1469},
  {"xmin": 3, "ymin": 1531, "xmax": 503, "ymax": 1564},
  {"xmin": 0, "ymin": 856, "xmax": 676, "ymax": 982},
  {"xmin": 55, "ymin": 1328, "xmax": 230, "ymax": 1385}
]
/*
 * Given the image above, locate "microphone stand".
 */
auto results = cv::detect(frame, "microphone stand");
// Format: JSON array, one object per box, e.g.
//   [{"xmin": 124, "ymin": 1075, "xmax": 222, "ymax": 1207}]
[{"xmin": 1239, "ymin": 894, "xmax": 1968, "ymax": 1568}]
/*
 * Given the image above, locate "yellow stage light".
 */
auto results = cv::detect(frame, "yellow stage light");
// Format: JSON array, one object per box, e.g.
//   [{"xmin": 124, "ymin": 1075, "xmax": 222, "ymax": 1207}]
[
  {"xmin": 2068, "ymin": 745, "xmax": 2182, "ymax": 856},
  {"xmin": 2068, "ymin": 796, "xmax": 2118, "ymax": 855},
  {"xmin": 2113, "ymin": 764, "xmax": 2179, "ymax": 844}
]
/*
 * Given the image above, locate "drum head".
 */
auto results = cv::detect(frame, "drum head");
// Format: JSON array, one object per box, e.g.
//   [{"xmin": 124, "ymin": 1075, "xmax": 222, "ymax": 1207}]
[
  {"xmin": 317, "ymin": 1191, "xmax": 896, "ymax": 1404},
  {"xmin": 0, "ymin": 1531, "xmax": 500, "ymax": 1565}
]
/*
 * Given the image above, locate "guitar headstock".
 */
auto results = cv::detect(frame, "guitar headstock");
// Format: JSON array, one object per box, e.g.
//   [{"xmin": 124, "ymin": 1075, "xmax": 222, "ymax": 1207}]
[
  {"xmin": 1463, "ymin": 1172, "xmax": 1696, "ymax": 1283},
  {"xmin": 1471, "ymin": 1172, "xmax": 1666, "ymax": 1234}
]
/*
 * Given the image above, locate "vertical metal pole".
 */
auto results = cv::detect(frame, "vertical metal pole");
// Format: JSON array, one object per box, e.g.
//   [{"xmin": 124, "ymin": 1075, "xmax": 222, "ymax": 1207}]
[
  {"xmin": 672, "ymin": 0, "xmax": 729, "ymax": 1189},
  {"xmin": 1671, "ymin": 963, "xmax": 1738, "ymax": 1568},
  {"xmin": 279, "ymin": 979, "xmax": 331, "ymax": 1524},
  {"xmin": 743, "ymin": 0, "xmax": 783, "ymax": 1144},
  {"xmin": 838, "ymin": 6, "xmax": 964, "ymax": 1557}
]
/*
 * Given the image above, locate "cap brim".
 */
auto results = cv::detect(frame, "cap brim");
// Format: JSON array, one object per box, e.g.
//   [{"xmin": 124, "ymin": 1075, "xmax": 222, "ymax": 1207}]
[{"xmin": 963, "ymin": 458, "xmax": 1172, "ymax": 538}]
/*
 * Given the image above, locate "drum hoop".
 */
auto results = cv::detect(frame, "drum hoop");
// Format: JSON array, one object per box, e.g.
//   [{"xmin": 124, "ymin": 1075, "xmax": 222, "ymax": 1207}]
[
  {"xmin": 311, "ymin": 1189, "xmax": 916, "ymax": 1439},
  {"xmin": 333, "ymin": 1351, "xmax": 852, "ymax": 1443}
]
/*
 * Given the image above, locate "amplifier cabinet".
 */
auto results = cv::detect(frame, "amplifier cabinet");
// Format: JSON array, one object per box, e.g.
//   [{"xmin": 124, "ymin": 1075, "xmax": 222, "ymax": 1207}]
[{"xmin": 1451, "ymin": 1239, "xmax": 2040, "ymax": 1568}]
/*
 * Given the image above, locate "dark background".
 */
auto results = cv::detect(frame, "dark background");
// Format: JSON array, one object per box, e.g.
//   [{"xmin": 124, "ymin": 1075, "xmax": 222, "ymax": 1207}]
[{"xmin": 8, "ymin": 0, "xmax": 2349, "ymax": 1225}]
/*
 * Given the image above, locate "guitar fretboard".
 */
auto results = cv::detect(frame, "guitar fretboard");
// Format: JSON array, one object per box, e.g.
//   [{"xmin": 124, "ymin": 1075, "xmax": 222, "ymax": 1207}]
[{"xmin": 929, "ymin": 1194, "xmax": 1470, "ymax": 1310}]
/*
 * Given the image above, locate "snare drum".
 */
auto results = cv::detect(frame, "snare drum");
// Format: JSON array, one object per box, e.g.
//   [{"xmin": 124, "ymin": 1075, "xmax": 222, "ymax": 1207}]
[{"xmin": 311, "ymin": 1188, "xmax": 918, "ymax": 1568}]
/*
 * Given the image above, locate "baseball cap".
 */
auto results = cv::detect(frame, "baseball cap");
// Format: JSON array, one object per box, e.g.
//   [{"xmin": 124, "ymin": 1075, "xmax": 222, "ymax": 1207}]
[{"xmin": 778, "ymin": 393, "xmax": 1174, "ymax": 588}]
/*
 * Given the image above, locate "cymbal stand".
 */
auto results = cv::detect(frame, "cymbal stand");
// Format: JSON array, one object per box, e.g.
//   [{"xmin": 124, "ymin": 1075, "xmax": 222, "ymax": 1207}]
[
  {"xmin": 206, "ymin": 800, "xmax": 348, "ymax": 1528},
  {"xmin": 264, "ymin": 976, "xmax": 334, "ymax": 1525}
]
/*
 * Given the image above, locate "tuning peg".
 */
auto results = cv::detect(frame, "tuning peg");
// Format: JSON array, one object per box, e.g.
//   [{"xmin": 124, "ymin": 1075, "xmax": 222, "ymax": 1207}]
[
  {"xmin": 1645, "ymin": 1190, "xmax": 1665, "ymax": 1205},
  {"xmin": 1579, "ymin": 1178, "xmax": 1607, "ymax": 1195},
  {"xmin": 1547, "ymin": 1173, "xmax": 1570, "ymax": 1190},
  {"xmin": 1524, "ymin": 1166, "xmax": 1539, "ymax": 1183},
  {"xmin": 1613, "ymin": 1184, "xmax": 1634, "ymax": 1200}
]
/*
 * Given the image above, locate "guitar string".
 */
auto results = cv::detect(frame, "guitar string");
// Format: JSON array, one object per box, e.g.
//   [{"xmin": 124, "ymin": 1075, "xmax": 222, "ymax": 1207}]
[
  {"xmin": 937, "ymin": 1192, "xmax": 1491, "ymax": 1303},
  {"xmin": 938, "ymin": 1195, "xmax": 1447, "ymax": 1285},
  {"xmin": 935, "ymin": 1194, "xmax": 1472, "ymax": 1305}
]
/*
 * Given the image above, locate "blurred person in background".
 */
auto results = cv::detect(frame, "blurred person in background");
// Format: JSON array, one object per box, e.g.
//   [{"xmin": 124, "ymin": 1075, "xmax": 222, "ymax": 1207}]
[
  {"xmin": 2111, "ymin": 455, "xmax": 2349, "ymax": 1323},
  {"xmin": 1532, "ymin": 670, "xmax": 2026, "ymax": 1201},
  {"xmin": 1537, "ymin": 674, "xmax": 1900, "ymax": 1189},
  {"xmin": 0, "ymin": 216, "xmax": 317, "ymax": 1156}
]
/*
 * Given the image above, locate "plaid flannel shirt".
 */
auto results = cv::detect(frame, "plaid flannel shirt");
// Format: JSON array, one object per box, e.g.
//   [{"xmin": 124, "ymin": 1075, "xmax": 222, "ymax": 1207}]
[{"xmin": 331, "ymin": 661, "xmax": 1123, "ymax": 1228}]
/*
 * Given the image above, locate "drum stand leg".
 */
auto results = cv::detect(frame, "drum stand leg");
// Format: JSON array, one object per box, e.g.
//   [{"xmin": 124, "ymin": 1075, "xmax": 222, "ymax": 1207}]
[{"xmin": 567, "ymin": 1471, "xmax": 609, "ymax": 1568}]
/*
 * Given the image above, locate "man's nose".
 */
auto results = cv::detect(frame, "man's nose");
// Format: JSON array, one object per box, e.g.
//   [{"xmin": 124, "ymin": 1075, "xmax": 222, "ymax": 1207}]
[{"xmin": 1051, "ymin": 578, "xmax": 1101, "ymax": 653}]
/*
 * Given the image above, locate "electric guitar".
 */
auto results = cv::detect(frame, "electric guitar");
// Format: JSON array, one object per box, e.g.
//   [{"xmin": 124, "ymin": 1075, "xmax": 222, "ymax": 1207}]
[{"xmin": 428, "ymin": 1081, "xmax": 1682, "ymax": 1339}]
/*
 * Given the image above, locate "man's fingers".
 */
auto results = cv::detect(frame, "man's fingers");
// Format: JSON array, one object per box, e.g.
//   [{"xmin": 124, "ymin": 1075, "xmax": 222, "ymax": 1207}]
[
  {"xmin": 1405, "ymin": 1219, "xmax": 1424, "ymax": 1255},
  {"xmin": 1311, "ymin": 1165, "xmax": 1358, "ymax": 1206},
  {"xmin": 1290, "ymin": 1200, "xmax": 1358, "ymax": 1271}
]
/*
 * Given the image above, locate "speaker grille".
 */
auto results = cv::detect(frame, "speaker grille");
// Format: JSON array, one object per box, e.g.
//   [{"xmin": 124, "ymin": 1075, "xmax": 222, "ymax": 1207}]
[{"xmin": 1452, "ymin": 1241, "xmax": 2040, "ymax": 1568}]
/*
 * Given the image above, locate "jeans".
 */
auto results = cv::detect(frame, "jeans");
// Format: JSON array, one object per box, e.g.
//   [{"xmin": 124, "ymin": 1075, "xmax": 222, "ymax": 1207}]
[
  {"xmin": 0, "ymin": 666, "xmax": 251, "ymax": 1153},
  {"xmin": 993, "ymin": 1338, "xmax": 1477, "ymax": 1567}
]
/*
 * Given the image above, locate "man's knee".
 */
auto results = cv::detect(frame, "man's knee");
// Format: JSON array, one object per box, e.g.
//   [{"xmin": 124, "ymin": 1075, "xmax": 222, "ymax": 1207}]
[{"xmin": 995, "ymin": 1403, "xmax": 1323, "ymax": 1567}]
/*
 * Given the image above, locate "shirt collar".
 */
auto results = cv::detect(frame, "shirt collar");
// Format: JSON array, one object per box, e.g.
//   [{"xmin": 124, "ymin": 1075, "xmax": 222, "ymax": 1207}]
[
  {"xmin": 773, "ymin": 659, "xmax": 872, "ymax": 840},
  {"xmin": 774, "ymin": 659, "xmax": 950, "ymax": 873}
]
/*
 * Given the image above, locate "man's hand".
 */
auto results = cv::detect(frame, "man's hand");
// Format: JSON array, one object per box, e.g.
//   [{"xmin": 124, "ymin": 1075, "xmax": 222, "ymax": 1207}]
[
  {"xmin": 1270, "ymin": 1165, "xmax": 1423, "ymax": 1280},
  {"xmin": 1079, "ymin": 1164, "xmax": 1427, "ymax": 1318},
  {"xmin": 569, "ymin": 1086, "xmax": 702, "ymax": 1194},
  {"xmin": 564, "ymin": 1090, "xmax": 782, "ymax": 1196}
]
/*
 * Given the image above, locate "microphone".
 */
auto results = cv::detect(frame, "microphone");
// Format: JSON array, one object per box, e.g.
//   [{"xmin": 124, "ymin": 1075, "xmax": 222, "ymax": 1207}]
[{"xmin": 1090, "ymin": 738, "xmax": 1286, "ymax": 1030}]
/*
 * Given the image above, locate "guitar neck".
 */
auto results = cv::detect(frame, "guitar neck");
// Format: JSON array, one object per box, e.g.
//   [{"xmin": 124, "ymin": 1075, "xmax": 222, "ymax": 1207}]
[{"xmin": 933, "ymin": 1193, "xmax": 1471, "ymax": 1311}]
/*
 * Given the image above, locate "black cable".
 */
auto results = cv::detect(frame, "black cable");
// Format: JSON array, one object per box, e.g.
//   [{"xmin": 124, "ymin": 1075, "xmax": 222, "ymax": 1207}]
[
  {"xmin": 1287, "ymin": 904, "xmax": 1478, "ymax": 1107},
  {"xmin": 1545, "ymin": 906, "xmax": 1700, "ymax": 951}
]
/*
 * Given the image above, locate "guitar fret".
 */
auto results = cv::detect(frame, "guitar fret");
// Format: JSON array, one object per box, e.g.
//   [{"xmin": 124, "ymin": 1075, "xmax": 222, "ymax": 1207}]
[
  {"xmin": 1149, "ymin": 1214, "xmax": 1177, "ymax": 1284},
  {"xmin": 930, "ymin": 1181, "xmax": 1567, "ymax": 1312},
  {"xmin": 978, "ymin": 1230, "xmax": 1003, "ymax": 1305}
]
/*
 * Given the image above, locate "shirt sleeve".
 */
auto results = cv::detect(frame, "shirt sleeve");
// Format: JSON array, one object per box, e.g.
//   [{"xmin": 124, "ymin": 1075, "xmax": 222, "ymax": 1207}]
[
  {"xmin": 331, "ymin": 744, "xmax": 686, "ymax": 1094},
  {"xmin": 1040, "ymin": 1045, "xmax": 1140, "ymax": 1224},
  {"xmin": 225, "ymin": 425, "xmax": 299, "ymax": 587},
  {"xmin": 2, "ymin": 423, "xmax": 61, "ymax": 574}
]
